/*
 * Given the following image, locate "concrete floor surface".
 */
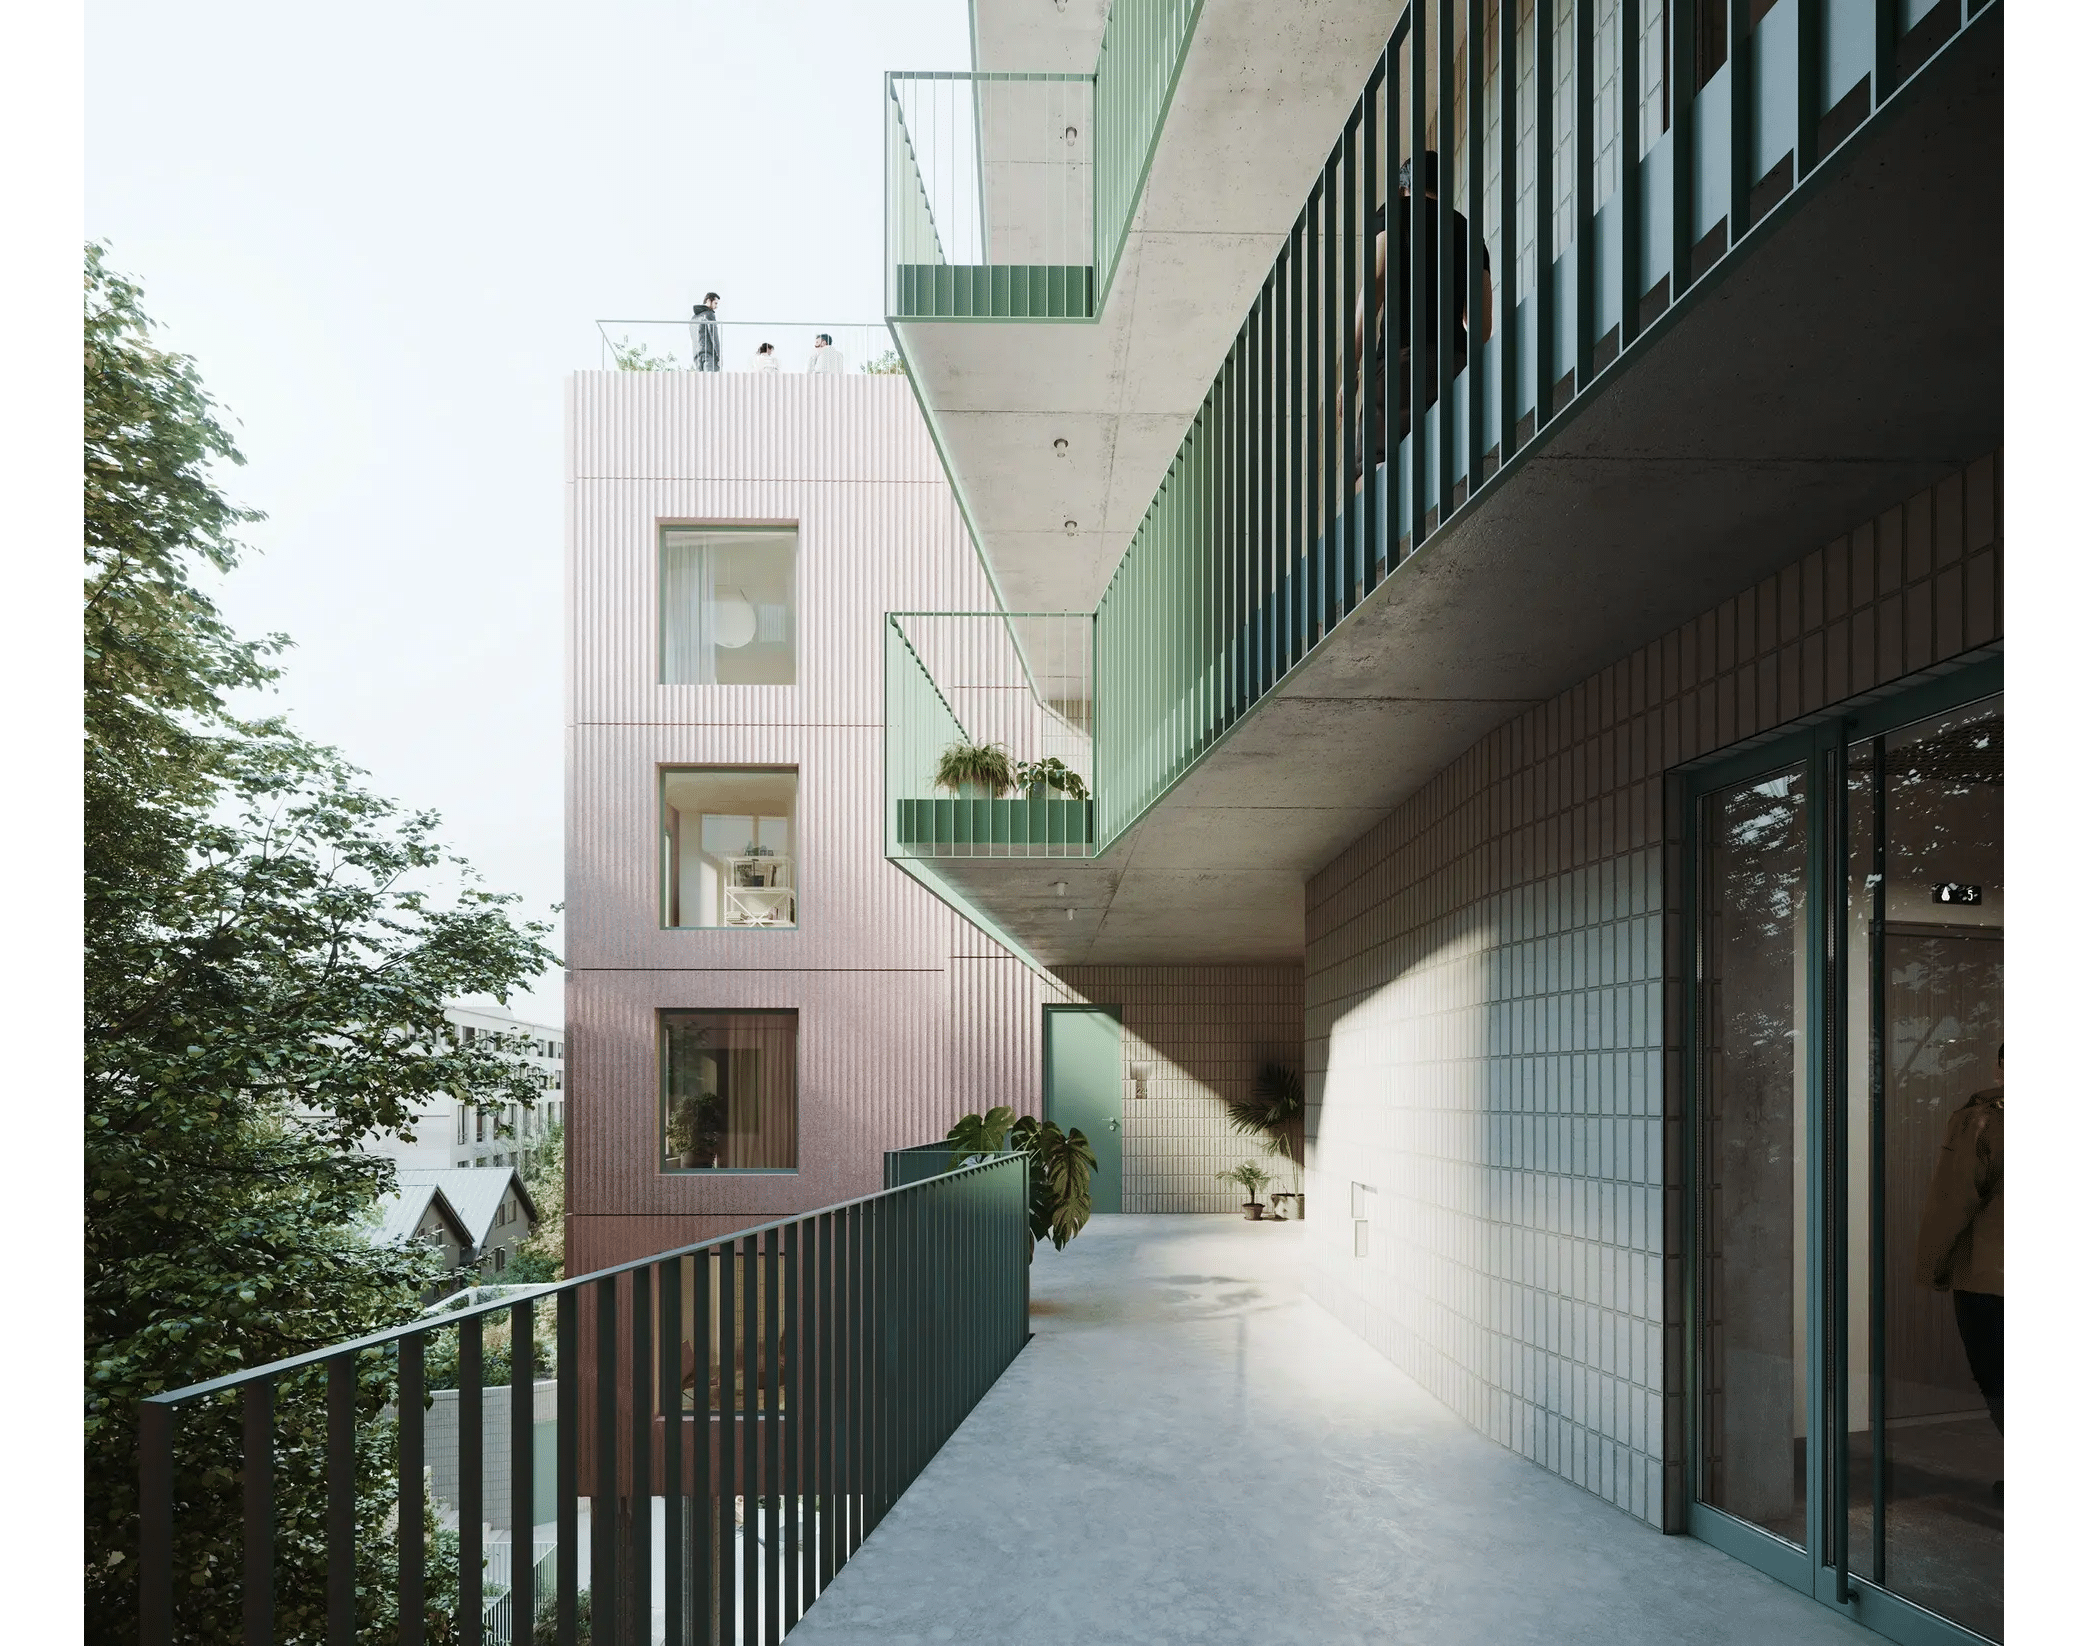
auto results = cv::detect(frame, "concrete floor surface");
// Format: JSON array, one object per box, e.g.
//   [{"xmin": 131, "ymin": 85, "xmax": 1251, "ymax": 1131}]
[{"xmin": 789, "ymin": 1213, "xmax": 1873, "ymax": 1646}]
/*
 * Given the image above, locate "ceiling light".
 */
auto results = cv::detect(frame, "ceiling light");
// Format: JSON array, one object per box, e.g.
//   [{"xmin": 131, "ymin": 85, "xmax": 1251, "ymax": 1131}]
[
  {"xmin": 1066, "ymin": 907, "xmax": 1076, "ymax": 922},
  {"xmin": 1053, "ymin": 438, "xmax": 1068, "ymax": 456},
  {"xmin": 1053, "ymin": 881, "xmax": 1068, "ymax": 897},
  {"xmin": 1063, "ymin": 519, "xmax": 1078, "ymax": 535}
]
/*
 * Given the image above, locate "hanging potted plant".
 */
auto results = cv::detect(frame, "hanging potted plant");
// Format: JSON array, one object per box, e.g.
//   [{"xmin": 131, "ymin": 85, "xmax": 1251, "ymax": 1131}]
[
  {"xmin": 934, "ymin": 741, "xmax": 1015, "ymax": 799},
  {"xmin": 1216, "ymin": 1161, "xmax": 1275, "ymax": 1219}
]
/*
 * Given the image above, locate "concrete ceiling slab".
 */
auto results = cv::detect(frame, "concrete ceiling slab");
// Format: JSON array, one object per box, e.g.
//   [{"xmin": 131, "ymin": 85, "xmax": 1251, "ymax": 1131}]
[{"xmin": 908, "ymin": 23, "xmax": 2000, "ymax": 970}]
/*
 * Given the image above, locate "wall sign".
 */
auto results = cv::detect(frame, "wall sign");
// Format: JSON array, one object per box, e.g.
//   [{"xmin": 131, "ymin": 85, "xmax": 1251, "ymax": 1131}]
[{"xmin": 1931, "ymin": 882, "xmax": 1983, "ymax": 905}]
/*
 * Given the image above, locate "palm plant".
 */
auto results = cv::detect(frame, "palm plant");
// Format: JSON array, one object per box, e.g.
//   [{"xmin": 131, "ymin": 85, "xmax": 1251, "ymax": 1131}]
[
  {"xmin": 1216, "ymin": 1161, "xmax": 1274, "ymax": 1204},
  {"xmin": 934, "ymin": 741, "xmax": 1015, "ymax": 796},
  {"xmin": 1224, "ymin": 1061, "xmax": 1303, "ymax": 1168}
]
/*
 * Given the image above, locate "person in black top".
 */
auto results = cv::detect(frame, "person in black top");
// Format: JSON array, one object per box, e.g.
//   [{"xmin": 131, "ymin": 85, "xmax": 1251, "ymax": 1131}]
[{"xmin": 1351, "ymin": 150, "xmax": 1491, "ymax": 482}]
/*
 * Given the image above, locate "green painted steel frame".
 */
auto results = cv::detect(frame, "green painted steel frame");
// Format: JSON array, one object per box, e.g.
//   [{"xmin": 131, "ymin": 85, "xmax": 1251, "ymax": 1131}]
[
  {"xmin": 1078, "ymin": 0, "xmax": 1999, "ymax": 856},
  {"xmin": 1678, "ymin": 654, "xmax": 2003, "ymax": 1646}
]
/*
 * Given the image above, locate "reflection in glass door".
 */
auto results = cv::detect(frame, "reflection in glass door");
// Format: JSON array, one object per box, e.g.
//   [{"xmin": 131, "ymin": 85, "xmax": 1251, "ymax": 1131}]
[
  {"xmin": 1692, "ymin": 676, "xmax": 2002, "ymax": 1645},
  {"xmin": 1845, "ymin": 698, "xmax": 2003, "ymax": 1641},
  {"xmin": 1698, "ymin": 764, "xmax": 1810, "ymax": 1546}
]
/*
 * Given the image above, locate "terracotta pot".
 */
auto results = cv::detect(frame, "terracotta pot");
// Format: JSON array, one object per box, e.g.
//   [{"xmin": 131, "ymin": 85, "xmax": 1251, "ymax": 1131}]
[{"xmin": 1242, "ymin": 1202, "xmax": 1265, "ymax": 1220}]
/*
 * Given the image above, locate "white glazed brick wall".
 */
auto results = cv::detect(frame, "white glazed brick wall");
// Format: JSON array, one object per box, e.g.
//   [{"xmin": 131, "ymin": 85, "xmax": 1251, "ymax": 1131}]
[{"xmin": 1304, "ymin": 454, "xmax": 2000, "ymax": 1528}]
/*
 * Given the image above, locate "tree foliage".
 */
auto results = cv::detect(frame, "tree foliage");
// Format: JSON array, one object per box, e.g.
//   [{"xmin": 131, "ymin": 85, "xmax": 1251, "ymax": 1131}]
[
  {"xmin": 506, "ymin": 1118, "xmax": 567, "ymax": 1284},
  {"xmin": 84, "ymin": 244, "xmax": 557, "ymax": 1643}
]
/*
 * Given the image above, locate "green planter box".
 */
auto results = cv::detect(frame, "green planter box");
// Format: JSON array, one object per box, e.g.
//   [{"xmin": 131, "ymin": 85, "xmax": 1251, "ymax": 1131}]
[
  {"xmin": 892, "ymin": 263, "xmax": 1094, "ymax": 320},
  {"xmin": 895, "ymin": 796, "xmax": 1094, "ymax": 849}
]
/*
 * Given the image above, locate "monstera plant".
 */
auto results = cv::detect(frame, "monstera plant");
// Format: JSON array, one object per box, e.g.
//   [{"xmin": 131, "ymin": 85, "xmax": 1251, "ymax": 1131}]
[{"xmin": 944, "ymin": 1106, "xmax": 1097, "ymax": 1256}]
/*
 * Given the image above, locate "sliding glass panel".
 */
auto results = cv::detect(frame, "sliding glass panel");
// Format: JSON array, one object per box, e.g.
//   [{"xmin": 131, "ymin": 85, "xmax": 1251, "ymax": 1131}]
[
  {"xmin": 1846, "ymin": 696, "xmax": 2003, "ymax": 1640},
  {"xmin": 1699, "ymin": 762, "xmax": 1809, "ymax": 1544}
]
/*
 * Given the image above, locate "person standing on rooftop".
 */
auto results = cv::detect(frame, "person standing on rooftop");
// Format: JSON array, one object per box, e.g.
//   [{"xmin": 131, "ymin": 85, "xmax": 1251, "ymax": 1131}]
[
  {"xmin": 690, "ymin": 293, "xmax": 722, "ymax": 372},
  {"xmin": 754, "ymin": 342, "xmax": 780, "ymax": 373},
  {"xmin": 807, "ymin": 332, "xmax": 846, "ymax": 375}
]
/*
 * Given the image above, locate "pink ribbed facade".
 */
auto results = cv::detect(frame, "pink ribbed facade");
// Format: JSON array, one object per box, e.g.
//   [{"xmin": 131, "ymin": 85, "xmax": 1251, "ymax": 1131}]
[{"xmin": 564, "ymin": 372, "xmax": 1306, "ymax": 1269}]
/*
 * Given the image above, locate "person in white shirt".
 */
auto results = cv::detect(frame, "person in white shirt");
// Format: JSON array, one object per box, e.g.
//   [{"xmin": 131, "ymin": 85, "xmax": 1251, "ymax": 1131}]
[
  {"xmin": 807, "ymin": 333, "xmax": 846, "ymax": 374},
  {"xmin": 753, "ymin": 342, "xmax": 780, "ymax": 373}
]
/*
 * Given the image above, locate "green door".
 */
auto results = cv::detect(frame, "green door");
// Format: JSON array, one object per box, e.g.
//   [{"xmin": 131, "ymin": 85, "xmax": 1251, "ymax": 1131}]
[{"xmin": 1044, "ymin": 1006, "xmax": 1123, "ymax": 1214}]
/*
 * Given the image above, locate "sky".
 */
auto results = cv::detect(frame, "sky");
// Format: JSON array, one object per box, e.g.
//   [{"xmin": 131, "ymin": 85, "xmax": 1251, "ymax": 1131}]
[{"xmin": 84, "ymin": 0, "xmax": 972, "ymax": 1021}]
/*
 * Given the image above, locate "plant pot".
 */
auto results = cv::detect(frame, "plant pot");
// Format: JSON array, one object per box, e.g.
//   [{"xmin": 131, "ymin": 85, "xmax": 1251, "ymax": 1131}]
[
  {"xmin": 1242, "ymin": 1201, "xmax": 1264, "ymax": 1220},
  {"xmin": 677, "ymin": 1152, "xmax": 702, "ymax": 1169},
  {"xmin": 955, "ymin": 780, "xmax": 1002, "ymax": 800}
]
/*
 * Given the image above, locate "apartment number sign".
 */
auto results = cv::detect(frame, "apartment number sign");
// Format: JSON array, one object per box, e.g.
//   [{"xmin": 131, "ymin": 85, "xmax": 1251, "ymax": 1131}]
[{"xmin": 1931, "ymin": 883, "xmax": 1983, "ymax": 905}]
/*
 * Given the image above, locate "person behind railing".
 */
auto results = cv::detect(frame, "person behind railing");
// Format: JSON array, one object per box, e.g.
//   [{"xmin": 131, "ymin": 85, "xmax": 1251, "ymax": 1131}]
[
  {"xmin": 808, "ymin": 331, "xmax": 846, "ymax": 374},
  {"xmin": 754, "ymin": 341, "xmax": 780, "ymax": 373},
  {"xmin": 1350, "ymin": 151, "xmax": 1491, "ymax": 484},
  {"xmin": 690, "ymin": 292, "xmax": 722, "ymax": 372}
]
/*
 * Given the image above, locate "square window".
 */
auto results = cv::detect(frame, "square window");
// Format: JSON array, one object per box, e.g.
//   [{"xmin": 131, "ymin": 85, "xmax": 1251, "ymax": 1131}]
[
  {"xmin": 659, "ymin": 526, "xmax": 797, "ymax": 685},
  {"xmin": 661, "ymin": 768, "xmax": 798, "ymax": 928},
  {"xmin": 661, "ymin": 1009, "xmax": 798, "ymax": 1171}
]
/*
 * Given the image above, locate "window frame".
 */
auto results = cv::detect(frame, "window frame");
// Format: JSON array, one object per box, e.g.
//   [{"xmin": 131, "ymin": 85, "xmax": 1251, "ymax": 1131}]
[
  {"xmin": 655, "ymin": 519, "xmax": 801, "ymax": 688},
  {"xmin": 657, "ymin": 764, "xmax": 803, "ymax": 934},
  {"xmin": 656, "ymin": 1006, "xmax": 801, "ymax": 1176}
]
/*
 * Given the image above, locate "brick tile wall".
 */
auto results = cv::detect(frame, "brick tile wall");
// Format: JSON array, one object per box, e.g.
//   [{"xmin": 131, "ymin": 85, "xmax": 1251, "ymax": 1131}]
[{"xmin": 1304, "ymin": 453, "xmax": 2001, "ymax": 1528}]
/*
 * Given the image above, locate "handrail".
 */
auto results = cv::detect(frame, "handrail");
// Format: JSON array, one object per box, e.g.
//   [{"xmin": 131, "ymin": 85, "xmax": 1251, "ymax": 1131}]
[{"xmin": 138, "ymin": 1153, "xmax": 1031, "ymax": 1645}]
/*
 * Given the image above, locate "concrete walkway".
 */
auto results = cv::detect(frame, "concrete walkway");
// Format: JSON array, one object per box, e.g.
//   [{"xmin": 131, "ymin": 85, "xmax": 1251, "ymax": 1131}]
[{"xmin": 791, "ymin": 1213, "xmax": 1870, "ymax": 1646}]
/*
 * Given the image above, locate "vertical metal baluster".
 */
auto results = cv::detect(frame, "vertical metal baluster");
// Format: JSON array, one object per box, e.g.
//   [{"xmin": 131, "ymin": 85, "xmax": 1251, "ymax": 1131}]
[
  {"xmin": 1872, "ymin": 0, "xmax": 1897, "ymax": 111},
  {"xmin": 1500, "ymin": 0, "xmax": 1521, "ymax": 460},
  {"xmin": 140, "ymin": 1401, "xmax": 174, "ymax": 1646},
  {"xmin": 1305, "ymin": 181, "xmax": 1323, "ymax": 646},
  {"xmin": 1535, "ymin": 0, "xmax": 1556, "ymax": 424},
  {"xmin": 1321, "ymin": 155, "xmax": 1337, "ymax": 629},
  {"xmin": 1728, "ymin": 0, "xmax": 1754, "ymax": 247},
  {"xmin": 1437, "ymin": 0, "xmax": 1456, "ymax": 517},
  {"xmin": 1466, "ymin": 0, "xmax": 1486, "ymax": 489},
  {"xmin": 1286, "ymin": 216, "xmax": 1301, "ymax": 668},
  {"xmin": 784, "ymin": 1222, "xmax": 802, "ymax": 1623},
  {"xmin": 695, "ymin": 1250, "xmax": 715, "ymax": 1646},
  {"xmin": 1572, "ymin": 0, "xmax": 1595, "ymax": 395},
  {"xmin": 1360, "ymin": 60, "xmax": 1381, "ymax": 589},
  {"xmin": 818, "ymin": 1212, "xmax": 837, "ymax": 1593},
  {"xmin": 558, "ymin": 1288, "xmax": 579, "ymax": 1646},
  {"xmin": 1408, "ymin": 0, "xmax": 1427, "ymax": 545},
  {"xmin": 593, "ymin": 1277, "xmax": 618, "ymax": 1646},
  {"xmin": 459, "ymin": 1318, "xmax": 483, "ymax": 1646},
  {"xmin": 1338, "ymin": 114, "xmax": 1357, "ymax": 609},
  {"xmin": 764, "ymin": 1233, "xmax": 780, "ymax": 1646},
  {"xmin": 1795, "ymin": 0, "xmax": 1820, "ymax": 181},
  {"xmin": 327, "ymin": 1354, "xmax": 356, "ymax": 1646},
  {"xmin": 1620, "ymin": 0, "xmax": 1643, "ymax": 353},
  {"xmin": 742, "ymin": 1239, "xmax": 758, "ymax": 1646},
  {"xmin": 631, "ymin": 1268, "xmax": 653, "ymax": 1646},
  {"xmin": 245, "ymin": 1380, "xmax": 274, "ymax": 1646},
  {"xmin": 1670, "ymin": 0, "xmax": 1696, "ymax": 306},
  {"xmin": 399, "ymin": 1337, "xmax": 426, "ymax": 1646},
  {"xmin": 511, "ymin": 1300, "xmax": 536, "ymax": 1646}
]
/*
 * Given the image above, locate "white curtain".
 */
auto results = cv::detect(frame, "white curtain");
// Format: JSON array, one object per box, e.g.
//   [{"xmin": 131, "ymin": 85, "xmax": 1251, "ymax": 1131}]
[{"xmin": 660, "ymin": 532, "xmax": 717, "ymax": 683}]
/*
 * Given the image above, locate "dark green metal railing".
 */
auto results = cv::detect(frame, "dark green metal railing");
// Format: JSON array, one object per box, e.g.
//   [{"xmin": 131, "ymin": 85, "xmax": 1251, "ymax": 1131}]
[
  {"xmin": 1087, "ymin": 0, "xmax": 1996, "ymax": 847},
  {"xmin": 137, "ymin": 1155, "xmax": 1030, "ymax": 1645}
]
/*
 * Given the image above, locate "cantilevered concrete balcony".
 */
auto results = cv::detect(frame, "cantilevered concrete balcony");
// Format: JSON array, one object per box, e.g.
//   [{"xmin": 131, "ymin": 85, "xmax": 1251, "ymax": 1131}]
[
  {"xmin": 789, "ymin": 1217, "xmax": 1874, "ymax": 1644},
  {"xmin": 886, "ymin": 0, "xmax": 2000, "ymax": 968}
]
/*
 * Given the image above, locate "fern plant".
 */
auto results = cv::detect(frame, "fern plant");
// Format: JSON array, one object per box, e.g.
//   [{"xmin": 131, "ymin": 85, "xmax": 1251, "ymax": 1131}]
[{"xmin": 934, "ymin": 741, "xmax": 1015, "ymax": 795}]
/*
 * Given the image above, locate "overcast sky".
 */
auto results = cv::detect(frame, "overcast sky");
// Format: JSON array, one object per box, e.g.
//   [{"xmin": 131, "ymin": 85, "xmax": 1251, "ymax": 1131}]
[{"xmin": 84, "ymin": 1, "xmax": 970, "ymax": 1020}]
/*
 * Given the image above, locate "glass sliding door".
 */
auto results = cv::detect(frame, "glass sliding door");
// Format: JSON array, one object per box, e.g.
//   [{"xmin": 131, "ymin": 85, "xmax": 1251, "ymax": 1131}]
[
  {"xmin": 1845, "ymin": 697, "xmax": 2004, "ymax": 1641},
  {"xmin": 1690, "ymin": 667, "xmax": 2001, "ymax": 1646},
  {"xmin": 1698, "ymin": 762, "xmax": 1812, "ymax": 1548}
]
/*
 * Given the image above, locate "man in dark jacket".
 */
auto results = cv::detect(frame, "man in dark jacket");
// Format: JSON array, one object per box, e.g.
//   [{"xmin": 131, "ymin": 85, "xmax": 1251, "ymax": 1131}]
[
  {"xmin": 690, "ymin": 293, "xmax": 722, "ymax": 372},
  {"xmin": 1916, "ymin": 1045, "xmax": 2004, "ymax": 1437},
  {"xmin": 1351, "ymin": 150, "xmax": 1492, "ymax": 482}
]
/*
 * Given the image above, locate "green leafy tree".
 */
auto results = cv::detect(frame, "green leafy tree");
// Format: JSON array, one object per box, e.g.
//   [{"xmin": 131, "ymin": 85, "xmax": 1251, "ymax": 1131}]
[
  {"xmin": 505, "ymin": 1118, "xmax": 566, "ymax": 1284},
  {"xmin": 83, "ymin": 243, "xmax": 557, "ymax": 1643}
]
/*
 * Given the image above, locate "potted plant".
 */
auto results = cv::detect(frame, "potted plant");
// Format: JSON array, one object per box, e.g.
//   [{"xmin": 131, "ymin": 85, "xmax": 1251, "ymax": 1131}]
[
  {"xmin": 1224, "ymin": 1061, "xmax": 1304, "ymax": 1218},
  {"xmin": 1012, "ymin": 756, "xmax": 1090, "ymax": 802},
  {"xmin": 667, "ymin": 1091, "xmax": 725, "ymax": 1168},
  {"xmin": 934, "ymin": 741, "xmax": 1015, "ymax": 798},
  {"xmin": 1217, "ymin": 1161, "xmax": 1275, "ymax": 1219},
  {"xmin": 942, "ymin": 1108, "xmax": 1097, "ymax": 1258}
]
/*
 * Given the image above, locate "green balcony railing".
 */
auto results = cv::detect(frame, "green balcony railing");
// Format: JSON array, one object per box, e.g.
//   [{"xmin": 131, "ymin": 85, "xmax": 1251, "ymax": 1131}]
[
  {"xmin": 886, "ymin": 0, "xmax": 1990, "ymax": 869},
  {"xmin": 137, "ymin": 1158, "xmax": 1031, "ymax": 1645},
  {"xmin": 1076, "ymin": 0, "xmax": 1993, "ymax": 847},
  {"xmin": 883, "ymin": 0, "xmax": 1202, "ymax": 322},
  {"xmin": 885, "ymin": 612, "xmax": 1096, "ymax": 861}
]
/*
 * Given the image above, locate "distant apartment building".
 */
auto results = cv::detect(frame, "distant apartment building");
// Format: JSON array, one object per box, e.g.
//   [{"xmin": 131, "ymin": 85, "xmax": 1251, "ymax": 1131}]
[{"xmin": 357, "ymin": 1001, "xmax": 566, "ymax": 1175}]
